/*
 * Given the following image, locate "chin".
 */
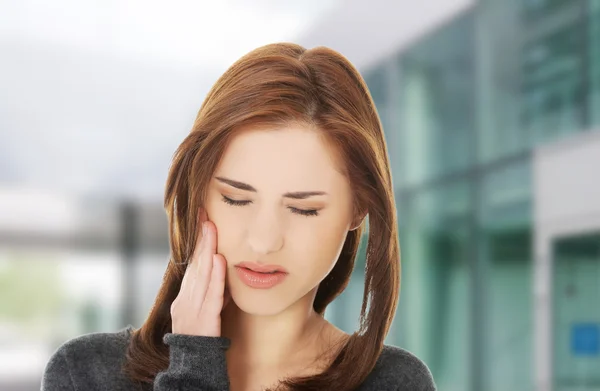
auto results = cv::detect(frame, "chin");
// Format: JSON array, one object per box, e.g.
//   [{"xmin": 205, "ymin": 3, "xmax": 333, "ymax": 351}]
[{"xmin": 230, "ymin": 287, "xmax": 291, "ymax": 316}]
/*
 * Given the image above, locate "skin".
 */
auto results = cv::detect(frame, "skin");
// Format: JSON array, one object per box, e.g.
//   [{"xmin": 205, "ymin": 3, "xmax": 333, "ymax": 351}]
[{"xmin": 171, "ymin": 125, "xmax": 362, "ymax": 391}]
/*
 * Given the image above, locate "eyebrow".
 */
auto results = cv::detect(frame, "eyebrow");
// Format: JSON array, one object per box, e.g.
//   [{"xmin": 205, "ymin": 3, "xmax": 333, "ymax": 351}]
[{"xmin": 215, "ymin": 176, "xmax": 328, "ymax": 199}]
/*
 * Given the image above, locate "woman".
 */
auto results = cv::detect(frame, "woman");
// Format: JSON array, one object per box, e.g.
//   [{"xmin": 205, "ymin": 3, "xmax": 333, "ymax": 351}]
[{"xmin": 41, "ymin": 42, "xmax": 436, "ymax": 391}]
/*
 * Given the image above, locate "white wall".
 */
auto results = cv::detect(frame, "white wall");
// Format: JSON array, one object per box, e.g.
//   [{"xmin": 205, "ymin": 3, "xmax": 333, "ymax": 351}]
[{"xmin": 534, "ymin": 130, "xmax": 600, "ymax": 234}]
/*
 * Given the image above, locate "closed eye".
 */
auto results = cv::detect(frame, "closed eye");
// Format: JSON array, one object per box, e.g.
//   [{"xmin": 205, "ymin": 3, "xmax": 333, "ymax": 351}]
[
  {"xmin": 221, "ymin": 196, "xmax": 251, "ymax": 207},
  {"xmin": 221, "ymin": 195, "xmax": 319, "ymax": 217}
]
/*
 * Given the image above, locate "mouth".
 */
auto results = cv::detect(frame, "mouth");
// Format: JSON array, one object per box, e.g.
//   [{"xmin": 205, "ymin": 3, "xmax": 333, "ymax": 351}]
[
  {"xmin": 234, "ymin": 263, "xmax": 289, "ymax": 289},
  {"xmin": 235, "ymin": 261, "xmax": 288, "ymax": 274},
  {"xmin": 242, "ymin": 269, "xmax": 279, "ymax": 274}
]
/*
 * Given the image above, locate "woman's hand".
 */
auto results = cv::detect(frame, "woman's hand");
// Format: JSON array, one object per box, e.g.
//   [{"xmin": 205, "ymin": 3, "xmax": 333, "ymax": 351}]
[{"xmin": 170, "ymin": 210, "xmax": 230, "ymax": 337}]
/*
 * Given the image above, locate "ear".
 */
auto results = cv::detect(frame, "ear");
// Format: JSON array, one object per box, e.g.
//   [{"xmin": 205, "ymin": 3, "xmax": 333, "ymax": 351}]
[{"xmin": 349, "ymin": 210, "xmax": 367, "ymax": 231}]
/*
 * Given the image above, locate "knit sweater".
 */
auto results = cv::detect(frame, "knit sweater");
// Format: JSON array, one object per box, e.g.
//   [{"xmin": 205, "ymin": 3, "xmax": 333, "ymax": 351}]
[{"xmin": 40, "ymin": 325, "xmax": 436, "ymax": 390}]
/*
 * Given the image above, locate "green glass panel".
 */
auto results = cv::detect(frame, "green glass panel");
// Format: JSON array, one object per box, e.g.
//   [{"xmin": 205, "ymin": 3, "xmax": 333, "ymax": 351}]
[
  {"xmin": 552, "ymin": 232, "xmax": 600, "ymax": 389},
  {"xmin": 484, "ymin": 229, "xmax": 534, "ymax": 390},
  {"xmin": 398, "ymin": 13, "xmax": 475, "ymax": 187},
  {"xmin": 398, "ymin": 181, "xmax": 472, "ymax": 391},
  {"xmin": 590, "ymin": 0, "xmax": 600, "ymax": 126}
]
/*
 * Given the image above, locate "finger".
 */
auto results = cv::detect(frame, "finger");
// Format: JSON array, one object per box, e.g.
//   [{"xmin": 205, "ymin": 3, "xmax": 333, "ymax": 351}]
[
  {"xmin": 196, "ymin": 220, "xmax": 217, "ymax": 279},
  {"xmin": 181, "ymin": 208, "xmax": 209, "ymax": 293},
  {"xmin": 180, "ymin": 213, "xmax": 207, "ymax": 292},
  {"xmin": 188, "ymin": 221, "xmax": 215, "ymax": 302},
  {"xmin": 190, "ymin": 208, "xmax": 208, "ymax": 267},
  {"xmin": 204, "ymin": 254, "xmax": 227, "ymax": 314},
  {"xmin": 188, "ymin": 241, "xmax": 213, "ymax": 303},
  {"xmin": 202, "ymin": 220, "xmax": 218, "ymax": 255}
]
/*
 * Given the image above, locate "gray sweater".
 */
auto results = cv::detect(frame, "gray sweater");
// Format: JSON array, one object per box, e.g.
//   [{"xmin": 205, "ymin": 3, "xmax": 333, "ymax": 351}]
[{"xmin": 41, "ymin": 325, "xmax": 436, "ymax": 390}]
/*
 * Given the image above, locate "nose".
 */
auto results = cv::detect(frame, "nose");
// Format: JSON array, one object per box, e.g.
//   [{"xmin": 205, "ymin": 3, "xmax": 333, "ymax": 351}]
[{"xmin": 246, "ymin": 208, "xmax": 284, "ymax": 256}]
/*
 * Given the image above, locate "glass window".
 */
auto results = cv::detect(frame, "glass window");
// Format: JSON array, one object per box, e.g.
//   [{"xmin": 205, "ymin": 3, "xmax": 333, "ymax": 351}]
[
  {"xmin": 522, "ymin": 0, "xmax": 580, "ymax": 20},
  {"xmin": 521, "ymin": 15, "xmax": 586, "ymax": 143},
  {"xmin": 364, "ymin": 67, "xmax": 391, "ymax": 140},
  {"xmin": 477, "ymin": 0, "xmax": 587, "ymax": 163},
  {"xmin": 364, "ymin": 67, "xmax": 388, "ymax": 109},
  {"xmin": 479, "ymin": 158, "xmax": 534, "ymax": 390},
  {"xmin": 397, "ymin": 13, "xmax": 475, "ymax": 186},
  {"xmin": 476, "ymin": 0, "xmax": 524, "ymax": 162},
  {"xmin": 552, "ymin": 232, "xmax": 600, "ymax": 390},
  {"xmin": 480, "ymin": 158, "xmax": 532, "ymax": 230},
  {"xmin": 590, "ymin": 0, "xmax": 600, "ymax": 126},
  {"xmin": 364, "ymin": 66, "xmax": 402, "ymax": 189},
  {"xmin": 397, "ymin": 180, "xmax": 472, "ymax": 391},
  {"xmin": 483, "ymin": 228, "xmax": 534, "ymax": 390}
]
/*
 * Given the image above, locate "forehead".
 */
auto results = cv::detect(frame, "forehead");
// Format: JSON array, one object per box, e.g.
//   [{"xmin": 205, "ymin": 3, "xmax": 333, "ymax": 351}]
[{"xmin": 215, "ymin": 126, "xmax": 346, "ymax": 189}]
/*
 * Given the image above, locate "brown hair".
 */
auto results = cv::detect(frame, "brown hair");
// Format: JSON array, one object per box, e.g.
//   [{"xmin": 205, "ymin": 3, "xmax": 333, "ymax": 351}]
[{"xmin": 123, "ymin": 42, "xmax": 400, "ymax": 391}]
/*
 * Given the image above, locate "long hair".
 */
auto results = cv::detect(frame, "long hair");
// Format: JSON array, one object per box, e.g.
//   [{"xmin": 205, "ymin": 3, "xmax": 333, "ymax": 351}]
[{"xmin": 123, "ymin": 42, "xmax": 400, "ymax": 391}]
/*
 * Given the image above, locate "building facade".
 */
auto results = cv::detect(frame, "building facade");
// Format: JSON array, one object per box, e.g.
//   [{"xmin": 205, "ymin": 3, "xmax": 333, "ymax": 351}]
[{"xmin": 312, "ymin": 1, "xmax": 600, "ymax": 390}]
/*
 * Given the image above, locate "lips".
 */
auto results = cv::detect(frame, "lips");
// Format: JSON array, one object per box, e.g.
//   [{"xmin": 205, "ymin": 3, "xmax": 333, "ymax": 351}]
[
  {"xmin": 236, "ymin": 261, "xmax": 288, "ymax": 274},
  {"xmin": 234, "ymin": 264, "xmax": 288, "ymax": 289}
]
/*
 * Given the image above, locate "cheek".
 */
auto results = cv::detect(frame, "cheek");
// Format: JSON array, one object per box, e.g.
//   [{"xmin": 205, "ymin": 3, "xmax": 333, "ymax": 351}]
[
  {"xmin": 204, "ymin": 195, "xmax": 243, "ymax": 258},
  {"xmin": 291, "ymin": 215, "xmax": 349, "ymax": 280}
]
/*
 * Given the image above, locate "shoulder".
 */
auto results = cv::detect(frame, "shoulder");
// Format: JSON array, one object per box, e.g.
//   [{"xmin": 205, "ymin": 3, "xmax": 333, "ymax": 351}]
[
  {"xmin": 42, "ymin": 325, "xmax": 135, "ymax": 390},
  {"xmin": 361, "ymin": 344, "xmax": 436, "ymax": 391},
  {"xmin": 49, "ymin": 325, "xmax": 134, "ymax": 364}
]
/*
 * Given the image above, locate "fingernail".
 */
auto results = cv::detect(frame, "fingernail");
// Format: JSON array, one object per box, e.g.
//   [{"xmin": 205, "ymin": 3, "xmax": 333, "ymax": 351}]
[{"xmin": 202, "ymin": 222, "xmax": 207, "ymax": 235}]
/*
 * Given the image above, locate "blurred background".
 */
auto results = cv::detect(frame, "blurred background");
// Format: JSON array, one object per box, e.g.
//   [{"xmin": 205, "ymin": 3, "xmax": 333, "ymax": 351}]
[{"xmin": 1, "ymin": 0, "xmax": 599, "ymax": 390}]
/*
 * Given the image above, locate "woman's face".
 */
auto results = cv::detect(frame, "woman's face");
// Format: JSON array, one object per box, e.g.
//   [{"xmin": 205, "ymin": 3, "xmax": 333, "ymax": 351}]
[{"xmin": 204, "ymin": 125, "xmax": 356, "ymax": 315}]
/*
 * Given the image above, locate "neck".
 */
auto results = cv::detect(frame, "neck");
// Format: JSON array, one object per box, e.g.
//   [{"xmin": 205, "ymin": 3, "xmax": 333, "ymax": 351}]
[{"xmin": 221, "ymin": 289, "xmax": 327, "ymax": 371}]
